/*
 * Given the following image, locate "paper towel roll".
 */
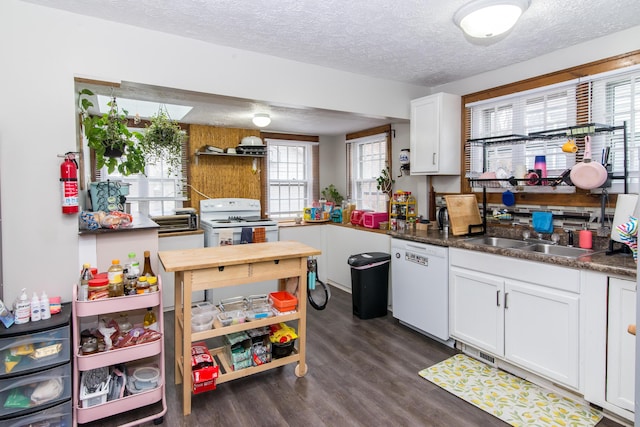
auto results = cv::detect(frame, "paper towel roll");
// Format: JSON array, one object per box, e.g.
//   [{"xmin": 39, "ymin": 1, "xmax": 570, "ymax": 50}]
[{"xmin": 611, "ymin": 194, "xmax": 639, "ymax": 243}]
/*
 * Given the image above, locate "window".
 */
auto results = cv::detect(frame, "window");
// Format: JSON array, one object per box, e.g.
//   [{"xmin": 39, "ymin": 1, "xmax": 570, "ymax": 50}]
[
  {"xmin": 265, "ymin": 139, "xmax": 316, "ymax": 219},
  {"xmin": 591, "ymin": 67, "xmax": 640, "ymax": 192},
  {"xmin": 103, "ymin": 160, "xmax": 186, "ymax": 217},
  {"xmin": 349, "ymin": 132, "xmax": 389, "ymax": 212},
  {"xmin": 101, "ymin": 128, "xmax": 187, "ymax": 217},
  {"xmin": 468, "ymin": 86, "xmax": 576, "ymax": 181}
]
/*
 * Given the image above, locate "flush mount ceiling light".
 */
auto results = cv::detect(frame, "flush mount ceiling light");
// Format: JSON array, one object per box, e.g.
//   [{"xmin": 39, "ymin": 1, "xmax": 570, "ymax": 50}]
[
  {"xmin": 252, "ymin": 113, "xmax": 271, "ymax": 127},
  {"xmin": 454, "ymin": 0, "xmax": 530, "ymax": 43}
]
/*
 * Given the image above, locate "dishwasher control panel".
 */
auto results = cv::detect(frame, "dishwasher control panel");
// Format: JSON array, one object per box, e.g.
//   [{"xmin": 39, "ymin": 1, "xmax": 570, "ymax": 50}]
[{"xmin": 405, "ymin": 251, "xmax": 428, "ymax": 266}]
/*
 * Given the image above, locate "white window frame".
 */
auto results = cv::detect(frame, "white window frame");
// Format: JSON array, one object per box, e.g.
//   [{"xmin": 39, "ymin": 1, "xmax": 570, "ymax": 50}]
[
  {"xmin": 266, "ymin": 140, "xmax": 314, "ymax": 219},
  {"xmin": 350, "ymin": 133, "xmax": 388, "ymax": 212}
]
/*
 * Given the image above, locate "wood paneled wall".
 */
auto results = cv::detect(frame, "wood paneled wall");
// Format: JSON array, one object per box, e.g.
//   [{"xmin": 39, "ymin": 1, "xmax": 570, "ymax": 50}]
[{"xmin": 186, "ymin": 125, "xmax": 264, "ymax": 214}]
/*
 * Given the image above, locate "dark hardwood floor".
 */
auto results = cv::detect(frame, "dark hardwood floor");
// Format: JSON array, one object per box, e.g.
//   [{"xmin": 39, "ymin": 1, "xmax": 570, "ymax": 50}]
[{"xmin": 81, "ymin": 285, "xmax": 625, "ymax": 427}]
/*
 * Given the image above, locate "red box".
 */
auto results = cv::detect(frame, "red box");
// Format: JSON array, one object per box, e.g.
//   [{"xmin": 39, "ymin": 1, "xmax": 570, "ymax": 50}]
[
  {"xmin": 269, "ymin": 291, "xmax": 298, "ymax": 312},
  {"xmin": 192, "ymin": 365, "xmax": 218, "ymax": 394},
  {"xmin": 362, "ymin": 212, "xmax": 389, "ymax": 229},
  {"xmin": 191, "ymin": 341, "xmax": 219, "ymax": 394}
]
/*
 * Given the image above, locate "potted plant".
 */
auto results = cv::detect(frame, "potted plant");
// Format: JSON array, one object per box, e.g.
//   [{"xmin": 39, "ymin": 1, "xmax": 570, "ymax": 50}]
[
  {"xmin": 78, "ymin": 89, "xmax": 146, "ymax": 175},
  {"xmin": 376, "ymin": 165, "xmax": 395, "ymax": 198},
  {"xmin": 136, "ymin": 106, "xmax": 187, "ymax": 176},
  {"xmin": 321, "ymin": 184, "xmax": 344, "ymax": 206}
]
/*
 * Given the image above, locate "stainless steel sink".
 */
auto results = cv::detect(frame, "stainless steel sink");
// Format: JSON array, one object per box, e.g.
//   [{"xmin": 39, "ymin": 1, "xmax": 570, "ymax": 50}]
[
  {"xmin": 465, "ymin": 236, "xmax": 531, "ymax": 249},
  {"xmin": 518, "ymin": 243, "xmax": 593, "ymax": 258}
]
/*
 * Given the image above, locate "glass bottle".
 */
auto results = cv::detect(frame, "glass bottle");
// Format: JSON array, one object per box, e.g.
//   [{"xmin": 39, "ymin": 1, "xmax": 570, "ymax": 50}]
[
  {"xmin": 143, "ymin": 308, "xmax": 158, "ymax": 331},
  {"xmin": 79, "ymin": 263, "xmax": 93, "ymax": 301},
  {"xmin": 107, "ymin": 259, "xmax": 124, "ymax": 297},
  {"xmin": 142, "ymin": 251, "xmax": 155, "ymax": 277}
]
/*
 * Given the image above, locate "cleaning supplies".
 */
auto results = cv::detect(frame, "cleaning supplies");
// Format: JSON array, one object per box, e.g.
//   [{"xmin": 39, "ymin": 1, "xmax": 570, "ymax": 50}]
[
  {"xmin": 30, "ymin": 292, "xmax": 41, "ymax": 322},
  {"xmin": 40, "ymin": 291, "xmax": 51, "ymax": 320},
  {"xmin": 532, "ymin": 212, "xmax": 554, "ymax": 234},
  {"xmin": 14, "ymin": 288, "xmax": 30, "ymax": 325}
]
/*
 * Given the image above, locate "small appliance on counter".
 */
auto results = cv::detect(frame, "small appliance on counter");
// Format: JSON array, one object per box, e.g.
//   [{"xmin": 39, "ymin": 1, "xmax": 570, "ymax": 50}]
[{"xmin": 151, "ymin": 207, "xmax": 198, "ymax": 233}]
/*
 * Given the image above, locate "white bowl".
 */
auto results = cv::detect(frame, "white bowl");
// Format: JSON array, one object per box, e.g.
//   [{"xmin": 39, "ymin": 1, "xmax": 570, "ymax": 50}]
[
  {"xmin": 133, "ymin": 366, "xmax": 160, "ymax": 389},
  {"xmin": 240, "ymin": 136, "xmax": 263, "ymax": 146}
]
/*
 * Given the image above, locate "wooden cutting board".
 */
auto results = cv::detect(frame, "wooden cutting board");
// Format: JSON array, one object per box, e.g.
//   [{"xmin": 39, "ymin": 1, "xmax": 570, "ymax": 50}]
[{"xmin": 445, "ymin": 195, "xmax": 483, "ymax": 236}]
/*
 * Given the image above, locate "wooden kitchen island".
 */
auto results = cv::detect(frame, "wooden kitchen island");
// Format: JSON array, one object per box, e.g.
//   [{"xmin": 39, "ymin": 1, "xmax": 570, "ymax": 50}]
[{"xmin": 158, "ymin": 240, "xmax": 321, "ymax": 415}]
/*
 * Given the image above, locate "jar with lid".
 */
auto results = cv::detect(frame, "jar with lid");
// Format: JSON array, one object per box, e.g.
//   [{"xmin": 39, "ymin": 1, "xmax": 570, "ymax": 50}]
[
  {"xmin": 397, "ymin": 215, "xmax": 406, "ymax": 232},
  {"xmin": 136, "ymin": 276, "xmax": 150, "ymax": 294},
  {"xmin": 147, "ymin": 276, "xmax": 158, "ymax": 293},
  {"xmin": 117, "ymin": 313, "xmax": 133, "ymax": 334},
  {"xmin": 108, "ymin": 259, "xmax": 124, "ymax": 297},
  {"xmin": 87, "ymin": 277, "xmax": 109, "ymax": 300}
]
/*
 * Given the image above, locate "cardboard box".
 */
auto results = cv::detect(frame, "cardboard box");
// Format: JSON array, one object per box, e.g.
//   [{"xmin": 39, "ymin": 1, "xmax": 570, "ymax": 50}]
[{"xmin": 191, "ymin": 341, "xmax": 218, "ymax": 393}]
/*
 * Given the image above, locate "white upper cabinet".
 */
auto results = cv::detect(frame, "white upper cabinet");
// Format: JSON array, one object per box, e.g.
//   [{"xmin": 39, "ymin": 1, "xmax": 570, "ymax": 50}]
[{"xmin": 410, "ymin": 92, "xmax": 461, "ymax": 175}]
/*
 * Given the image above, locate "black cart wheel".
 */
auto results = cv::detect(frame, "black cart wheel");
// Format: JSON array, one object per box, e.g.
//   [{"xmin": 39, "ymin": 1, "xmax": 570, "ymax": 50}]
[{"xmin": 153, "ymin": 416, "xmax": 164, "ymax": 425}]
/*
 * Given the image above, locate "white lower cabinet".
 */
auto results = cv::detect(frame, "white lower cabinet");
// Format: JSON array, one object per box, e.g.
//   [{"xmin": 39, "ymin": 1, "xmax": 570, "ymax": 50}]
[
  {"xmin": 606, "ymin": 277, "xmax": 636, "ymax": 412},
  {"xmin": 449, "ymin": 248, "xmax": 580, "ymax": 389}
]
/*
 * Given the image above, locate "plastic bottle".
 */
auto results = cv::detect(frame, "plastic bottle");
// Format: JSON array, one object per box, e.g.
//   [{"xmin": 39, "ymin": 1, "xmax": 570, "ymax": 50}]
[
  {"xmin": 40, "ymin": 291, "xmax": 51, "ymax": 320},
  {"xmin": 143, "ymin": 308, "xmax": 158, "ymax": 331},
  {"xmin": 79, "ymin": 263, "xmax": 93, "ymax": 302},
  {"xmin": 142, "ymin": 251, "xmax": 155, "ymax": 277},
  {"xmin": 127, "ymin": 252, "xmax": 140, "ymax": 279},
  {"xmin": 108, "ymin": 259, "xmax": 124, "ymax": 297},
  {"xmin": 14, "ymin": 288, "xmax": 30, "ymax": 325},
  {"xmin": 30, "ymin": 292, "xmax": 41, "ymax": 322}
]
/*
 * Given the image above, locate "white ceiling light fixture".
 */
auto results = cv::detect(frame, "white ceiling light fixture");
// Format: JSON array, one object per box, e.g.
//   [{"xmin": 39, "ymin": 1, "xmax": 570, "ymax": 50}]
[
  {"xmin": 454, "ymin": 0, "xmax": 530, "ymax": 43},
  {"xmin": 252, "ymin": 113, "xmax": 271, "ymax": 127}
]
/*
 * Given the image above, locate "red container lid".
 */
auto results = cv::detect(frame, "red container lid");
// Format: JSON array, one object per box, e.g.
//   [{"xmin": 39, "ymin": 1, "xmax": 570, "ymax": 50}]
[
  {"xmin": 90, "ymin": 267, "xmax": 98, "ymax": 275},
  {"xmin": 88, "ymin": 277, "xmax": 108, "ymax": 288},
  {"xmin": 94, "ymin": 272, "xmax": 108, "ymax": 280}
]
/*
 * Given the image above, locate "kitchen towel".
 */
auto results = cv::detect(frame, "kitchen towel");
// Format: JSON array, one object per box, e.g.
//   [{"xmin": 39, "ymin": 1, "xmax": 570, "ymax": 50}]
[
  {"xmin": 218, "ymin": 229, "xmax": 233, "ymax": 246},
  {"xmin": 240, "ymin": 227, "xmax": 253, "ymax": 244},
  {"xmin": 253, "ymin": 227, "xmax": 266, "ymax": 243},
  {"xmin": 532, "ymin": 211, "xmax": 554, "ymax": 234}
]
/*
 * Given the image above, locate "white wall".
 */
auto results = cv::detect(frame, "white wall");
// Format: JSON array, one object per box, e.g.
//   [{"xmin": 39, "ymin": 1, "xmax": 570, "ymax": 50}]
[{"xmin": 0, "ymin": 1, "xmax": 428, "ymax": 305}]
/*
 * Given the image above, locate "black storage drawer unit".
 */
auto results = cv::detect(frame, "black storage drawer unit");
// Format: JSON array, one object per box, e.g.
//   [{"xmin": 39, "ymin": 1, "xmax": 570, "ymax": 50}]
[{"xmin": 0, "ymin": 303, "xmax": 71, "ymax": 424}]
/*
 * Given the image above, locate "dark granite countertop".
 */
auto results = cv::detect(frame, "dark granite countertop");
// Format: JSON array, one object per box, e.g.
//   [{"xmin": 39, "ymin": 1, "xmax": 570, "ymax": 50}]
[{"xmin": 389, "ymin": 228, "xmax": 637, "ymax": 279}]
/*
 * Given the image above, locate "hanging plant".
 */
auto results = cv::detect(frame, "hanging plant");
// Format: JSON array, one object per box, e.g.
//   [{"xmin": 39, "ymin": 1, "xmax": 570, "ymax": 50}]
[
  {"xmin": 78, "ymin": 89, "xmax": 146, "ymax": 175},
  {"xmin": 376, "ymin": 165, "xmax": 395, "ymax": 198},
  {"xmin": 136, "ymin": 106, "xmax": 186, "ymax": 176}
]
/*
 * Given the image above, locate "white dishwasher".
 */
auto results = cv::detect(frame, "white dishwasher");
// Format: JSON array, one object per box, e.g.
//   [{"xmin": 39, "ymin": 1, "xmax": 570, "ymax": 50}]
[{"xmin": 391, "ymin": 238, "xmax": 452, "ymax": 345}]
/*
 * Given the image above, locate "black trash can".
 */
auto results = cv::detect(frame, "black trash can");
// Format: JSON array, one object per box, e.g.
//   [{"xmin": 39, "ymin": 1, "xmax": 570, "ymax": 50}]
[{"xmin": 347, "ymin": 252, "xmax": 391, "ymax": 319}]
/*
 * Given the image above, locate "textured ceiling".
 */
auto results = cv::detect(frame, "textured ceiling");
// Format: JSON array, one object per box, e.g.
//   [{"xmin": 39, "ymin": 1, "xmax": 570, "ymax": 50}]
[{"xmin": 23, "ymin": 0, "xmax": 640, "ymax": 134}]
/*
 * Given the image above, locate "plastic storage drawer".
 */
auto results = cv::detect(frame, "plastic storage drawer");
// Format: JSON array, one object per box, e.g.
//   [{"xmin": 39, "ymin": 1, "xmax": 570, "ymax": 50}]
[
  {"xmin": 0, "ymin": 363, "xmax": 71, "ymax": 420},
  {"xmin": 0, "ymin": 325, "xmax": 70, "ymax": 377},
  {"xmin": 1, "ymin": 399, "xmax": 71, "ymax": 427}
]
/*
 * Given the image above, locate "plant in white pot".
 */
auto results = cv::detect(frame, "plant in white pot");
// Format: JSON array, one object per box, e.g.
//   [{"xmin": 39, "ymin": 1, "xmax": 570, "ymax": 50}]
[{"xmin": 136, "ymin": 107, "xmax": 187, "ymax": 176}]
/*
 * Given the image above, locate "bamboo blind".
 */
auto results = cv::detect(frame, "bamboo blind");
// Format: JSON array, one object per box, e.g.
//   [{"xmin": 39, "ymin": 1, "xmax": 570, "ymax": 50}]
[{"xmin": 187, "ymin": 125, "xmax": 264, "ymax": 214}]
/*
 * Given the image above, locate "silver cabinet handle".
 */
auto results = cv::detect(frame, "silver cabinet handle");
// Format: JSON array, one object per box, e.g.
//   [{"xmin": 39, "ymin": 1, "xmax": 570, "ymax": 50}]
[
  {"xmin": 504, "ymin": 292, "xmax": 509, "ymax": 309},
  {"xmin": 432, "ymin": 153, "xmax": 437, "ymax": 165},
  {"xmin": 496, "ymin": 290, "xmax": 501, "ymax": 307}
]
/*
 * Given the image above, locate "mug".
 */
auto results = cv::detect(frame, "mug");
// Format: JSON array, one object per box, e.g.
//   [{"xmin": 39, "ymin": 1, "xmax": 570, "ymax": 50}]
[{"xmin": 562, "ymin": 139, "xmax": 578, "ymax": 153}]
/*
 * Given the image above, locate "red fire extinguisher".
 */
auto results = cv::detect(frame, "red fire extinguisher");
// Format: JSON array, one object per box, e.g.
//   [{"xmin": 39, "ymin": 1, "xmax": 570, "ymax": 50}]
[{"xmin": 60, "ymin": 152, "xmax": 79, "ymax": 214}]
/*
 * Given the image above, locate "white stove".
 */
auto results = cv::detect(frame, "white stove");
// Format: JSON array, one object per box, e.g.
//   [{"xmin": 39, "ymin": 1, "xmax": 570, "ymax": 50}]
[
  {"xmin": 199, "ymin": 198, "xmax": 280, "ymax": 304},
  {"xmin": 200, "ymin": 198, "xmax": 278, "ymax": 247}
]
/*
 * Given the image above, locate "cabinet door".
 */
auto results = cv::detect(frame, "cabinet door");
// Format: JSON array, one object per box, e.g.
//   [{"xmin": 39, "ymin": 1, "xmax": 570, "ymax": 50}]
[
  {"xmin": 449, "ymin": 266, "xmax": 504, "ymax": 356},
  {"xmin": 279, "ymin": 225, "xmax": 326, "ymax": 282},
  {"xmin": 325, "ymin": 225, "xmax": 390, "ymax": 290},
  {"xmin": 606, "ymin": 277, "xmax": 636, "ymax": 411},
  {"xmin": 410, "ymin": 93, "xmax": 460, "ymax": 175},
  {"xmin": 504, "ymin": 280, "xmax": 579, "ymax": 388},
  {"xmin": 158, "ymin": 233, "xmax": 205, "ymax": 310}
]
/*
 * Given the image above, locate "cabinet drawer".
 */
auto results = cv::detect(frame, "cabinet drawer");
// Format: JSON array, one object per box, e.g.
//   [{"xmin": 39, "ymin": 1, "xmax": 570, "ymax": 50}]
[
  {"xmin": 191, "ymin": 258, "xmax": 304, "ymax": 288},
  {"xmin": 0, "ymin": 363, "xmax": 70, "ymax": 420},
  {"xmin": 0, "ymin": 399, "xmax": 71, "ymax": 427},
  {"xmin": 0, "ymin": 326, "xmax": 70, "ymax": 377}
]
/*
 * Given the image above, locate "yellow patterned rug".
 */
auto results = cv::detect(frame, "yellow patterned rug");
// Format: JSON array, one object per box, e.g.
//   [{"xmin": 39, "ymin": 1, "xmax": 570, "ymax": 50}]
[{"xmin": 419, "ymin": 354, "xmax": 603, "ymax": 427}]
